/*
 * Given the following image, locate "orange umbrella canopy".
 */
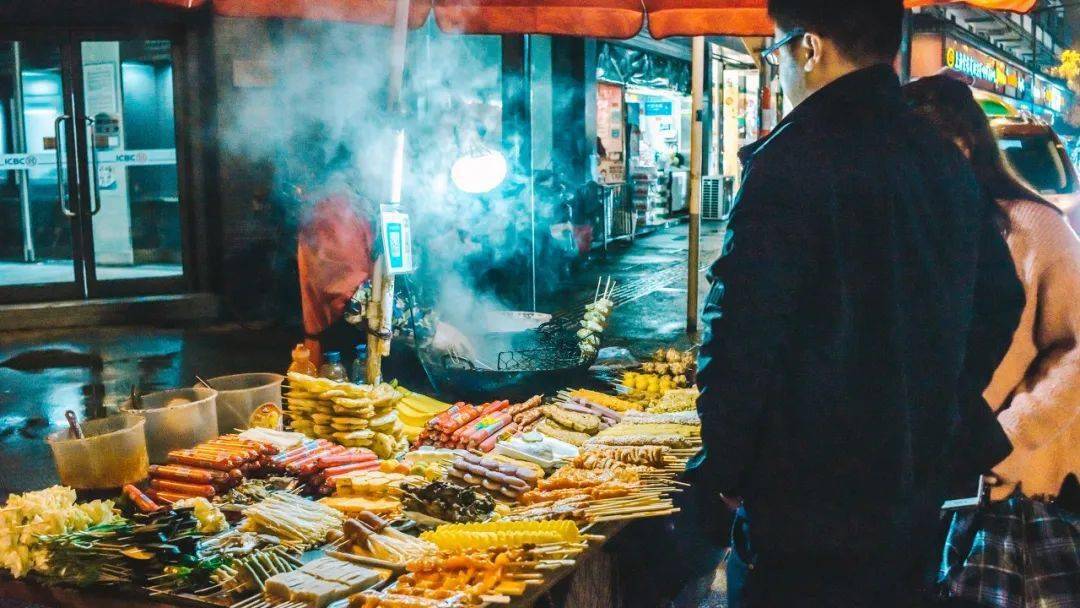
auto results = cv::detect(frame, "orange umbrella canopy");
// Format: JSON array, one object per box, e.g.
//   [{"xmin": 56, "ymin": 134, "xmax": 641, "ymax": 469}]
[
  {"xmin": 146, "ymin": 0, "xmax": 1035, "ymax": 37},
  {"xmin": 145, "ymin": 0, "xmax": 431, "ymax": 27},
  {"xmin": 643, "ymin": 0, "xmax": 1037, "ymax": 38},
  {"xmin": 145, "ymin": 0, "xmax": 206, "ymax": 7},
  {"xmin": 644, "ymin": 0, "xmax": 771, "ymax": 38},
  {"xmin": 433, "ymin": 0, "xmax": 643, "ymax": 38},
  {"xmin": 908, "ymin": 0, "xmax": 1035, "ymax": 10},
  {"xmin": 212, "ymin": 0, "xmax": 430, "ymax": 26}
]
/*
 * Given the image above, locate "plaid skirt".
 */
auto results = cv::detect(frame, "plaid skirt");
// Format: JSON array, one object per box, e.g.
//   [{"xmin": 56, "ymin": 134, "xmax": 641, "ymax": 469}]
[{"xmin": 939, "ymin": 495, "xmax": 1080, "ymax": 608}]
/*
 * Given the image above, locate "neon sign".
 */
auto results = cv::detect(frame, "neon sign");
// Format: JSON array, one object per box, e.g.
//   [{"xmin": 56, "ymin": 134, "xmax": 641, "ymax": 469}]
[
  {"xmin": 946, "ymin": 47, "xmax": 996, "ymax": 83},
  {"xmin": 945, "ymin": 39, "xmax": 1030, "ymax": 98}
]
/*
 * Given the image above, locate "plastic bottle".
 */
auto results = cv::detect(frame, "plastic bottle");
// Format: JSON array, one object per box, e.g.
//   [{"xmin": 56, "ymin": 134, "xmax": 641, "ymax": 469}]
[
  {"xmin": 350, "ymin": 344, "xmax": 368, "ymax": 384},
  {"xmin": 318, "ymin": 351, "xmax": 348, "ymax": 382},
  {"xmin": 288, "ymin": 343, "xmax": 317, "ymax": 376}
]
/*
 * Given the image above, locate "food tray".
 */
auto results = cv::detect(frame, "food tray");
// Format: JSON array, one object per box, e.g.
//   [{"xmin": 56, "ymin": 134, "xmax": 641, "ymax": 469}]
[{"xmin": 494, "ymin": 433, "xmax": 579, "ymax": 470}]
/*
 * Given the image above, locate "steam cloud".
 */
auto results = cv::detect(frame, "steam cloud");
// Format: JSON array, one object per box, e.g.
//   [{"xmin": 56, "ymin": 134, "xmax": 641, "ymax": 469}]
[{"xmin": 221, "ymin": 18, "xmax": 541, "ymax": 347}]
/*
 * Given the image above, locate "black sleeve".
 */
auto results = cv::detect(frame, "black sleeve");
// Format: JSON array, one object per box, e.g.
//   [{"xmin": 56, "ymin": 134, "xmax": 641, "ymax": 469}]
[
  {"xmin": 692, "ymin": 157, "xmax": 819, "ymax": 496},
  {"xmin": 951, "ymin": 203, "xmax": 1021, "ymax": 486}
]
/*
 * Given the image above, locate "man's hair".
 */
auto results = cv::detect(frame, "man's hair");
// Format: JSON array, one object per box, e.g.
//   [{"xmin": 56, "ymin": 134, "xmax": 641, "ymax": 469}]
[{"xmin": 768, "ymin": 0, "xmax": 903, "ymax": 62}]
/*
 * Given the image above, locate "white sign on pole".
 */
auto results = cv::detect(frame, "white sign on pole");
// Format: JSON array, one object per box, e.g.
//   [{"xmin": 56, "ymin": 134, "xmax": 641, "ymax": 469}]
[{"xmin": 380, "ymin": 205, "xmax": 414, "ymax": 275}]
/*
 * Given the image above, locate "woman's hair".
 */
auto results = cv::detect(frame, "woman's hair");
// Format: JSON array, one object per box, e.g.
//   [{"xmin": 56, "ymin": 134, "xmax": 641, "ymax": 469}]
[{"xmin": 901, "ymin": 73, "xmax": 1060, "ymax": 225}]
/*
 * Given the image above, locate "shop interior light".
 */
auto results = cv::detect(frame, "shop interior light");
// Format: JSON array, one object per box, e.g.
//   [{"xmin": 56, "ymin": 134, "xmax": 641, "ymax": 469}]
[{"xmin": 450, "ymin": 142, "xmax": 508, "ymax": 194}]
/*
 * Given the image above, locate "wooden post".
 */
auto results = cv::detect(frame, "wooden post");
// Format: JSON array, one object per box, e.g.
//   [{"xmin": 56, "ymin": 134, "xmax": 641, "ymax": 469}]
[
  {"xmin": 686, "ymin": 36, "xmax": 705, "ymax": 334},
  {"xmin": 366, "ymin": 0, "xmax": 411, "ymax": 385}
]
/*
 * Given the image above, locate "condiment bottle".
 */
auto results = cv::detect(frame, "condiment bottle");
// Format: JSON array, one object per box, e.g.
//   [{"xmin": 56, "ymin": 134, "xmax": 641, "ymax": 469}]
[
  {"xmin": 350, "ymin": 344, "xmax": 368, "ymax": 384},
  {"xmin": 288, "ymin": 343, "xmax": 317, "ymax": 376},
  {"xmin": 318, "ymin": 351, "xmax": 348, "ymax": 382}
]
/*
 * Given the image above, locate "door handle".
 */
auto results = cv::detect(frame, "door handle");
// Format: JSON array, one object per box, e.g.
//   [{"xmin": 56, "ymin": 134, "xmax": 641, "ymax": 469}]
[
  {"xmin": 84, "ymin": 116, "xmax": 102, "ymax": 216},
  {"xmin": 53, "ymin": 114, "xmax": 75, "ymax": 217}
]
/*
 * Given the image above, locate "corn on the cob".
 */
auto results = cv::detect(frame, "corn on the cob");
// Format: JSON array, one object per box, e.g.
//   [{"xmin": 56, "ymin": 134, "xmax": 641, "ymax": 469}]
[{"xmin": 419, "ymin": 521, "xmax": 582, "ymax": 550}]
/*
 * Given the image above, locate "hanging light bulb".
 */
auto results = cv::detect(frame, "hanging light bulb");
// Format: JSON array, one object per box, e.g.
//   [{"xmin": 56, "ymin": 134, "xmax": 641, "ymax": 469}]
[{"xmin": 450, "ymin": 140, "xmax": 508, "ymax": 194}]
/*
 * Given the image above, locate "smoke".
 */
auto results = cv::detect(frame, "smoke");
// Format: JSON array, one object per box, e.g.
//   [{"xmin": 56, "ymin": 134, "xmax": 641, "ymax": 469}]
[{"xmin": 219, "ymin": 18, "xmax": 539, "ymax": 346}]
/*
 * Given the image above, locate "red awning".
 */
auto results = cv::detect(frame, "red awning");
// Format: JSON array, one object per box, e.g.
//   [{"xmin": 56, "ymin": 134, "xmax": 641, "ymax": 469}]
[
  {"xmin": 644, "ymin": 0, "xmax": 770, "ymax": 38},
  {"xmin": 144, "ymin": 0, "xmax": 1036, "ymax": 37},
  {"xmin": 908, "ymin": 0, "xmax": 1035, "ymax": 11},
  {"xmin": 644, "ymin": 0, "xmax": 1037, "ymax": 38},
  {"xmin": 145, "ymin": 0, "xmax": 207, "ymax": 7},
  {"xmin": 433, "ymin": 0, "xmax": 644, "ymax": 39},
  {"xmin": 145, "ymin": 0, "xmax": 431, "ymax": 27}
]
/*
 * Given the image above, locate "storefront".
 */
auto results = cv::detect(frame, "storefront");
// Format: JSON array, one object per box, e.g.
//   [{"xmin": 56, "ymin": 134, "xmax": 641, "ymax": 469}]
[
  {"xmin": 594, "ymin": 38, "xmax": 761, "ymax": 233},
  {"xmin": 1031, "ymin": 76, "xmax": 1071, "ymax": 125},
  {"xmin": 721, "ymin": 67, "xmax": 760, "ymax": 186},
  {"xmin": 0, "ymin": 33, "xmax": 192, "ymax": 304},
  {"xmin": 911, "ymin": 33, "xmax": 1071, "ymax": 126},
  {"xmin": 595, "ymin": 41, "xmax": 692, "ymax": 233}
]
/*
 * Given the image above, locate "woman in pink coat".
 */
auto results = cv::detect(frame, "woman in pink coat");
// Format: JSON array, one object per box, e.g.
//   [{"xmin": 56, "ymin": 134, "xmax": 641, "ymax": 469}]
[{"xmin": 904, "ymin": 75, "xmax": 1080, "ymax": 502}]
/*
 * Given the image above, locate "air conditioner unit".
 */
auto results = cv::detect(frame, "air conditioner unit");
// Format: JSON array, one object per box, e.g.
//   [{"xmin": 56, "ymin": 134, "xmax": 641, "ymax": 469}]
[{"xmin": 701, "ymin": 175, "xmax": 735, "ymax": 220}]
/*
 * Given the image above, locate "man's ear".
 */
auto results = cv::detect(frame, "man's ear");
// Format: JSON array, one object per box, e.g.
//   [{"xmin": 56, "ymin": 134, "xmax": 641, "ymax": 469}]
[{"xmin": 803, "ymin": 32, "xmax": 823, "ymax": 73}]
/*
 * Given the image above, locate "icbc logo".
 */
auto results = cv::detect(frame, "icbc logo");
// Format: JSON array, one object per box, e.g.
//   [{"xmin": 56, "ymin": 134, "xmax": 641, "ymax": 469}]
[{"xmin": 2, "ymin": 155, "xmax": 36, "ymax": 167}]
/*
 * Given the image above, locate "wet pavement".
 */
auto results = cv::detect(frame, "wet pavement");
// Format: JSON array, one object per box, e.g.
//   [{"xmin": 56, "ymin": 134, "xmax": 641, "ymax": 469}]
[{"xmin": 0, "ymin": 221, "xmax": 725, "ymax": 499}]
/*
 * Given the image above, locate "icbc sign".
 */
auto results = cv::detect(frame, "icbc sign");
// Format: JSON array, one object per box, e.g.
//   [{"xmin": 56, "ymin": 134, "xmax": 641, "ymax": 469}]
[{"xmin": 0, "ymin": 154, "xmax": 40, "ymax": 168}]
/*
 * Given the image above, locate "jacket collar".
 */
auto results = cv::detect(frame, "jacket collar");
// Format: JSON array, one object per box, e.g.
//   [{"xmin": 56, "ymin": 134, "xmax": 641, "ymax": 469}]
[{"xmin": 740, "ymin": 64, "xmax": 901, "ymax": 164}]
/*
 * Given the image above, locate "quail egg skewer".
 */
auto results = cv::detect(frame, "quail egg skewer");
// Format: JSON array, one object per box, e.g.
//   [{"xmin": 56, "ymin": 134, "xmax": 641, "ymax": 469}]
[
  {"xmin": 585, "ymin": 299, "xmax": 613, "ymax": 315},
  {"xmin": 584, "ymin": 310, "xmax": 607, "ymax": 324},
  {"xmin": 581, "ymin": 318, "xmax": 604, "ymax": 334},
  {"xmin": 580, "ymin": 277, "xmax": 616, "ymax": 359}
]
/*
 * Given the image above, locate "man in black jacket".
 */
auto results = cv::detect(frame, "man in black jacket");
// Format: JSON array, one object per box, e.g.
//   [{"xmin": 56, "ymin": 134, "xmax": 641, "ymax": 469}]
[{"xmin": 689, "ymin": 0, "xmax": 1022, "ymax": 605}]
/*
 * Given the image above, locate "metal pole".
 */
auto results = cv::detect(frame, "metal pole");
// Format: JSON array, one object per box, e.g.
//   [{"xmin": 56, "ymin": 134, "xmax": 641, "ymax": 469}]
[
  {"xmin": 12, "ymin": 42, "xmax": 35, "ymax": 263},
  {"xmin": 1031, "ymin": 11, "xmax": 1038, "ymax": 74},
  {"xmin": 366, "ymin": 0, "xmax": 411, "ymax": 385},
  {"xmin": 687, "ymin": 36, "xmax": 705, "ymax": 334},
  {"xmin": 899, "ymin": 9, "xmax": 913, "ymax": 84},
  {"xmin": 386, "ymin": 0, "xmax": 409, "ymax": 112},
  {"xmin": 526, "ymin": 37, "xmax": 536, "ymax": 312}
]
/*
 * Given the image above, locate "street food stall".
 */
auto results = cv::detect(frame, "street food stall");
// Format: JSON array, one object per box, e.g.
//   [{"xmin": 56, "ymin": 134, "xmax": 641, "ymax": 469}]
[
  {"xmin": 1, "ymin": 295, "xmax": 701, "ymax": 608},
  {"xmin": 1, "ymin": 1, "xmax": 1044, "ymax": 606}
]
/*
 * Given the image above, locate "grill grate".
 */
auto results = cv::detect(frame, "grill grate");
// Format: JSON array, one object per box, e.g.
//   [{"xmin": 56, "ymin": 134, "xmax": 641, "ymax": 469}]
[{"xmin": 496, "ymin": 346, "xmax": 585, "ymax": 372}]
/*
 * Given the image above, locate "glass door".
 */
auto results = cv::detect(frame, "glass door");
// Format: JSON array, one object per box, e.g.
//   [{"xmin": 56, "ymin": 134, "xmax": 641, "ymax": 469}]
[
  {"xmin": 0, "ymin": 30, "xmax": 188, "ymax": 303},
  {"xmin": 72, "ymin": 36, "xmax": 186, "ymax": 297},
  {"xmin": 0, "ymin": 36, "xmax": 85, "ymax": 302}
]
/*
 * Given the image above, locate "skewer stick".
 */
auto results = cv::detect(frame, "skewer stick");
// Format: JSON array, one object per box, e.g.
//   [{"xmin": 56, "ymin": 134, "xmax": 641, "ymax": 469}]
[
  {"xmin": 230, "ymin": 593, "xmax": 264, "ymax": 608},
  {"xmin": 587, "ymin": 501, "xmax": 674, "ymax": 516},
  {"xmin": 592, "ymin": 508, "xmax": 680, "ymax": 523},
  {"xmin": 594, "ymin": 276, "xmax": 602, "ymax": 302}
]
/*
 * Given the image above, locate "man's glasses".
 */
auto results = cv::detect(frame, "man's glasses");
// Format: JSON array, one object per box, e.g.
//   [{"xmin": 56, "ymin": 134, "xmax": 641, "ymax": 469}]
[{"xmin": 761, "ymin": 28, "xmax": 806, "ymax": 66}]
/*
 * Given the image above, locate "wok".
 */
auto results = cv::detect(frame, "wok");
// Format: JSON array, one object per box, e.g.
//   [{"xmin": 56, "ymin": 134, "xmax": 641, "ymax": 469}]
[{"xmin": 417, "ymin": 311, "xmax": 596, "ymax": 401}]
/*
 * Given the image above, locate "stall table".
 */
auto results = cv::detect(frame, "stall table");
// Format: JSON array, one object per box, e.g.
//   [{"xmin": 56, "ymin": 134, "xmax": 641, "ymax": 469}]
[{"xmin": 0, "ymin": 521, "xmax": 631, "ymax": 608}]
